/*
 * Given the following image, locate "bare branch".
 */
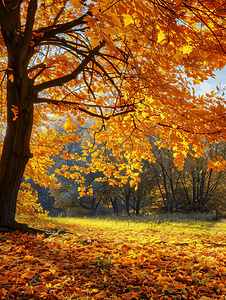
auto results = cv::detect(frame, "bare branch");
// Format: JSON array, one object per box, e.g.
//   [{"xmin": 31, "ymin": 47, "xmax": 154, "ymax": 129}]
[
  {"xmin": 33, "ymin": 42, "xmax": 105, "ymax": 94},
  {"xmin": 113, "ymin": 109, "xmax": 135, "ymax": 117},
  {"xmin": 90, "ymin": 57, "xmax": 121, "ymax": 95},
  {"xmin": 34, "ymin": 98, "xmax": 135, "ymax": 120},
  {"xmin": 37, "ymin": 12, "xmax": 92, "ymax": 38},
  {"xmin": 28, "ymin": 63, "xmax": 46, "ymax": 73},
  {"xmin": 35, "ymin": 97, "xmax": 134, "ymax": 110},
  {"xmin": 35, "ymin": 98, "xmax": 110, "ymax": 120},
  {"xmin": 35, "ymin": 97, "xmax": 98, "ymax": 107},
  {"xmin": 31, "ymin": 66, "xmax": 47, "ymax": 82}
]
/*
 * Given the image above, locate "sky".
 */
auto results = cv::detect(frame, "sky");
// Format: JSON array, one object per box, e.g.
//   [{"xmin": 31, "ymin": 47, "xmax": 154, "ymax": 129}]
[{"xmin": 195, "ymin": 67, "xmax": 226, "ymax": 96}]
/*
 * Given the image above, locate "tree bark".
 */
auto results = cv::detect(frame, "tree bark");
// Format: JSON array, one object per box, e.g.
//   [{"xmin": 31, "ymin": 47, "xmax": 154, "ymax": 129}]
[
  {"xmin": 0, "ymin": 63, "xmax": 34, "ymax": 228},
  {"xmin": 110, "ymin": 197, "xmax": 118, "ymax": 216},
  {"xmin": 160, "ymin": 164, "xmax": 170, "ymax": 213},
  {"xmin": 169, "ymin": 176, "xmax": 178, "ymax": 212},
  {"xmin": 135, "ymin": 198, "xmax": 141, "ymax": 216},
  {"xmin": 125, "ymin": 191, "xmax": 130, "ymax": 216}
]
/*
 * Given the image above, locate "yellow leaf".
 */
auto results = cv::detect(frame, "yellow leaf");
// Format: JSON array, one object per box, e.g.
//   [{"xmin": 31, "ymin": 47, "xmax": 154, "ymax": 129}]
[
  {"xmin": 8, "ymin": 74, "xmax": 14, "ymax": 82},
  {"xmin": 92, "ymin": 288, "xmax": 99, "ymax": 293},
  {"xmin": 9, "ymin": 285, "xmax": 17, "ymax": 293},
  {"xmin": 157, "ymin": 31, "xmax": 166, "ymax": 44},
  {"xmin": 175, "ymin": 0, "xmax": 183, "ymax": 6},
  {"xmin": 0, "ymin": 288, "xmax": 7, "ymax": 299},
  {"xmin": 92, "ymin": 7, "xmax": 100, "ymax": 15},
  {"xmin": 70, "ymin": 0, "xmax": 81, "ymax": 8},
  {"xmin": 124, "ymin": 14, "xmax": 133, "ymax": 26},
  {"xmin": 16, "ymin": 246, "xmax": 24, "ymax": 253},
  {"xmin": 182, "ymin": 45, "xmax": 193, "ymax": 54},
  {"xmin": 173, "ymin": 52, "xmax": 184, "ymax": 63},
  {"xmin": 90, "ymin": 38, "xmax": 100, "ymax": 48},
  {"xmin": 194, "ymin": 78, "xmax": 201, "ymax": 85}
]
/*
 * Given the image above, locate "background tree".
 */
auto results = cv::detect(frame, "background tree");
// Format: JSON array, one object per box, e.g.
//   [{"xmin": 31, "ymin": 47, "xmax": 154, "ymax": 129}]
[
  {"xmin": 178, "ymin": 141, "xmax": 226, "ymax": 213},
  {"xmin": 148, "ymin": 140, "xmax": 226, "ymax": 214}
]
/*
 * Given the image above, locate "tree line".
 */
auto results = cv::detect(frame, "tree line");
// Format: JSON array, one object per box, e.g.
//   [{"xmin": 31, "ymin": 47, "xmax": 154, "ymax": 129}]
[{"xmin": 47, "ymin": 127, "xmax": 226, "ymax": 217}]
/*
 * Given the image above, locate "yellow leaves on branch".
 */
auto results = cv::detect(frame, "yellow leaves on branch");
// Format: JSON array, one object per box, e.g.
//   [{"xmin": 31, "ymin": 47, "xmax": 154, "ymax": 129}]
[
  {"xmin": 208, "ymin": 156, "xmax": 226, "ymax": 172},
  {"xmin": 78, "ymin": 185, "xmax": 86, "ymax": 197},
  {"xmin": 123, "ymin": 14, "xmax": 134, "ymax": 26},
  {"xmin": 70, "ymin": 0, "xmax": 82, "ymax": 9},
  {"xmin": 182, "ymin": 45, "xmax": 193, "ymax": 55},
  {"xmin": 173, "ymin": 153, "xmax": 185, "ymax": 171},
  {"xmin": 84, "ymin": 29, "xmax": 100, "ymax": 48},
  {"xmin": 17, "ymin": 183, "xmax": 48, "ymax": 217},
  {"xmin": 173, "ymin": 52, "xmax": 185, "ymax": 63},
  {"xmin": 194, "ymin": 78, "xmax": 201, "ymax": 85}
]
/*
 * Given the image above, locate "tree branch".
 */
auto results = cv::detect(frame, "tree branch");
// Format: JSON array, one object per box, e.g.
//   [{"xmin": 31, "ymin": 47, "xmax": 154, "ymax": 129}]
[
  {"xmin": 35, "ymin": 97, "xmax": 135, "ymax": 110},
  {"xmin": 35, "ymin": 97, "xmax": 109, "ymax": 108},
  {"xmin": 113, "ymin": 109, "xmax": 135, "ymax": 117},
  {"xmin": 37, "ymin": 12, "xmax": 91, "ymax": 39},
  {"xmin": 31, "ymin": 66, "xmax": 47, "ymax": 82},
  {"xmin": 34, "ymin": 98, "xmax": 135, "ymax": 120},
  {"xmin": 35, "ymin": 98, "xmax": 110, "ymax": 120},
  {"xmin": 33, "ymin": 42, "xmax": 105, "ymax": 94},
  {"xmin": 28, "ymin": 63, "xmax": 46, "ymax": 73},
  {"xmin": 19, "ymin": 0, "xmax": 37, "ymax": 60},
  {"xmin": 90, "ymin": 57, "xmax": 121, "ymax": 95},
  {"xmin": 52, "ymin": 3, "xmax": 66, "ymax": 26}
]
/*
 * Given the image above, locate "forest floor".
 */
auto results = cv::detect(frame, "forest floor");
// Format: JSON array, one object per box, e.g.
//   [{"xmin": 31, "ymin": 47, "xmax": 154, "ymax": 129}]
[{"xmin": 0, "ymin": 215, "xmax": 226, "ymax": 300}]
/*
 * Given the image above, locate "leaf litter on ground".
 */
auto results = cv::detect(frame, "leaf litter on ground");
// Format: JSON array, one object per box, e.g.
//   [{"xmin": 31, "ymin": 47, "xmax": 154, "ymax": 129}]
[{"xmin": 0, "ymin": 216, "xmax": 226, "ymax": 300}]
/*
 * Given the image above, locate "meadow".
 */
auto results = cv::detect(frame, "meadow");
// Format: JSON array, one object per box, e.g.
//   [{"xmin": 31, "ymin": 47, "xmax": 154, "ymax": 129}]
[{"xmin": 0, "ymin": 214, "xmax": 226, "ymax": 300}]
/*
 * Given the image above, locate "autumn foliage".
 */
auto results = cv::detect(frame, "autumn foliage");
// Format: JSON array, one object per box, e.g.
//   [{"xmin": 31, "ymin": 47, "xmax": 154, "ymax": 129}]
[
  {"xmin": 0, "ymin": 217, "xmax": 226, "ymax": 299},
  {"xmin": 1, "ymin": 1, "xmax": 226, "ymax": 224}
]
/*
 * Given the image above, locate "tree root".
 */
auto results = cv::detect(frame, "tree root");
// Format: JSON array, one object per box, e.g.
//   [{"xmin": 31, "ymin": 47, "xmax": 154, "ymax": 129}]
[{"xmin": 0, "ymin": 221, "xmax": 51, "ymax": 237}]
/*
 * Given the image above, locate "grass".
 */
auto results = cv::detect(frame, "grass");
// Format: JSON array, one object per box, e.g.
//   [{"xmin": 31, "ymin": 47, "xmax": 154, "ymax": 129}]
[{"xmin": 16, "ymin": 211, "xmax": 226, "ymax": 233}]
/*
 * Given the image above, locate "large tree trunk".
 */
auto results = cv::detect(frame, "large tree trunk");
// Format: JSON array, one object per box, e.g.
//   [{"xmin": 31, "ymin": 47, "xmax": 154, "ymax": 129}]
[
  {"xmin": 0, "ymin": 1, "xmax": 37, "ymax": 230},
  {"xmin": 0, "ymin": 1, "xmax": 35, "ymax": 228},
  {"xmin": 0, "ymin": 67, "xmax": 34, "ymax": 228}
]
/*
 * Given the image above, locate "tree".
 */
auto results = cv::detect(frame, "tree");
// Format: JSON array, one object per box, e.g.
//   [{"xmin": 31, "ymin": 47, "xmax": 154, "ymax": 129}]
[
  {"xmin": 178, "ymin": 141, "xmax": 226, "ymax": 213},
  {"xmin": 1, "ymin": 0, "xmax": 226, "ymax": 231},
  {"xmin": 148, "ymin": 140, "xmax": 226, "ymax": 214},
  {"xmin": 150, "ymin": 143, "xmax": 179, "ymax": 213}
]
